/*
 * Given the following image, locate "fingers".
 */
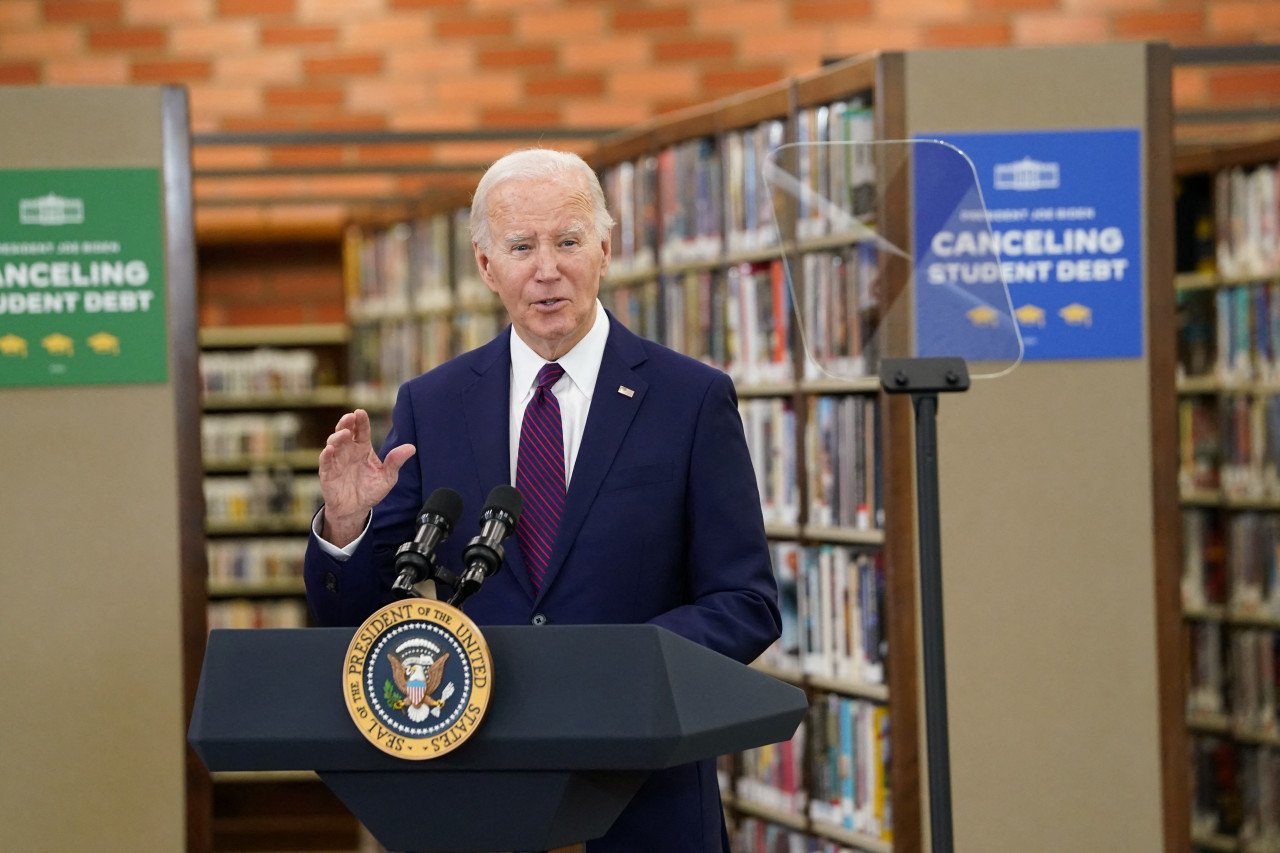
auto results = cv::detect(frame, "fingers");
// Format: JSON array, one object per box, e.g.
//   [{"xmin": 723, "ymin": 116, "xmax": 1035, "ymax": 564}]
[
  {"xmin": 317, "ymin": 437, "xmax": 351, "ymax": 483},
  {"xmin": 343, "ymin": 409, "xmax": 371, "ymax": 444},
  {"xmin": 352, "ymin": 409, "xmax": 370, "ymax": 443},
  {"xmin": 323, "ymin": 410, "xmax": 370, "ymax": 457},
  {"xmin": 382, "ymin": 443, "xmax": 417, "ymax": 478}
]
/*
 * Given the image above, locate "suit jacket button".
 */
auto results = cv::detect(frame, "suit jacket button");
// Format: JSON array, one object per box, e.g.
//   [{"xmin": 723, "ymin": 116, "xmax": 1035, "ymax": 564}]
[
  {"xmin": 323, "ymin": 572, "xmax": 339, "ymax": 592},
  {"xmin": 531, "ymin": 613, "xmax": 547, "ymax": 626}
]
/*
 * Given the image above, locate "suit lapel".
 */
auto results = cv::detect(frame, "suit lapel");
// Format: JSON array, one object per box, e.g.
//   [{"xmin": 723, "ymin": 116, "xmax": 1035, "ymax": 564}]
[
  {"xmin": 461, "ymin": 330, "xmax": 537, "ymax": 603},
  {"xmin": 535, "ymin": 319, "xmax": 648, "ymax": 602}
]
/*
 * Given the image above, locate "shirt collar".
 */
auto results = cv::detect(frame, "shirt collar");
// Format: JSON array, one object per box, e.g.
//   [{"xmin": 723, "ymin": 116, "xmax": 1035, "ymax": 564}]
[{"xmin": 510, "ymin": 299, "xmax": 609, "ymax": 399}]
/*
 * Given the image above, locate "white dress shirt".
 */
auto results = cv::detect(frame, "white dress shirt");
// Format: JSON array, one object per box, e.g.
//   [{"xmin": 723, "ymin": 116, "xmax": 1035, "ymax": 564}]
[{"xmin": 314, "ymin": 299, "xmax": 610, "ymax": 560}]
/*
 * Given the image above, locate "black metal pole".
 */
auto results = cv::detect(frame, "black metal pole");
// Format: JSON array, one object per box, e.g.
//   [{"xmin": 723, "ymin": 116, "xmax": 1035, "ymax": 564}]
[
  {"xmin": 913, "ymin": 391, "xmax": 954, "ymax": 853},
  {"xmin": 879, "ymin": 356, "xmax": 967, "ymax": 853}
]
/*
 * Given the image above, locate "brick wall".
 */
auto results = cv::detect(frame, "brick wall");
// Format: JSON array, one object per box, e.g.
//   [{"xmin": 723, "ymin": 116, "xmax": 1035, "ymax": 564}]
[
  {"xmin": 4, "ymin": 0, "xmax": 1276, "ymax": 134},
  {"xmin": 197, "ymin": 239, "xmax": 345, "ymax": 327}
]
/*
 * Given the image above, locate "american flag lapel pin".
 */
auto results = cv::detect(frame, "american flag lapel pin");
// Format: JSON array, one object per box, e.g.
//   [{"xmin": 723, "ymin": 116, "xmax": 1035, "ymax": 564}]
[{"xmin": 618, "ymin": 385, "xmax": 635, "ymax": 398}]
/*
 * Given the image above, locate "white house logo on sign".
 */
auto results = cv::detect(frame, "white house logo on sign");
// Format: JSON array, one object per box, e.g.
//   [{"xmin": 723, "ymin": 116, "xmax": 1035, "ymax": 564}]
[
  {"xmin": 993, "ymin": 157, "xmax": 1060, "ymax": 192},
  {"xmin": 19, "ymin": 194, "xmax": 85, "ymax": 227}
]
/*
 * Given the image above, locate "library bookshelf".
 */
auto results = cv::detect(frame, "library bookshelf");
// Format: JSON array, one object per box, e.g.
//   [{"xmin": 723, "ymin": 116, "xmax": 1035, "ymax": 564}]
[
  {"xmin": 196, "ymin": 240, "xmax": 364, "ymax": 850},
  {"xmin": 1174, "ymin": 136, "xmax": 1280, "ymax": 853},
  {"xmin": 198, "ymin": 322, "xmax": 348, "ymax": 632},
  {"xmin": 585, "ymin": 56, "xmax": 912, "ymax": 853}
]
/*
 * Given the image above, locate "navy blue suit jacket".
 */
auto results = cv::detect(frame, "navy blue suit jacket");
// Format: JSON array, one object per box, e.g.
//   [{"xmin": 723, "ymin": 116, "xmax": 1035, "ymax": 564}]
[{"xmin": 305, "ymin": 314, "xmax": 781, "ymax": 851}]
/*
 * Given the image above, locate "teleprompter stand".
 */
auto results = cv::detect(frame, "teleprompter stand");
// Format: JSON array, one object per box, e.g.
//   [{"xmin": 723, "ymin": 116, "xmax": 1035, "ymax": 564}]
[
  {"xmin": 189, "ymin": 624, "xmax": 807, "ymax": 852},
  {"xmin": 880, "ymin": 356, "xmax": 970, "ymax": 853}
]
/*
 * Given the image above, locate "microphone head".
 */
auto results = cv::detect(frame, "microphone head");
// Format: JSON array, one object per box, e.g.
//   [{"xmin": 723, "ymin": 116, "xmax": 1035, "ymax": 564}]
[
  {"xmin": 484, "ymin": 485, "xmax": 523, "ymax": 524},
  {"xmin": 420, "ymin": 487, "xmax": 464, "ymax": 533}
]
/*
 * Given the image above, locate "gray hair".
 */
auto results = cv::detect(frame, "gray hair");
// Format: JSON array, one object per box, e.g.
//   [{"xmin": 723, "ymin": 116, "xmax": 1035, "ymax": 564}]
[{"xmin": 469, "ymin": 148, "xmax": 614, "ymax": 253}]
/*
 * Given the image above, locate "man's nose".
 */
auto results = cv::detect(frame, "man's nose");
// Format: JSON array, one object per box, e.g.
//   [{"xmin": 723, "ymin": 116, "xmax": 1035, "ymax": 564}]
[{"xmin": 534, "ymin": 243, "xmax": 560, "ymax": 278}]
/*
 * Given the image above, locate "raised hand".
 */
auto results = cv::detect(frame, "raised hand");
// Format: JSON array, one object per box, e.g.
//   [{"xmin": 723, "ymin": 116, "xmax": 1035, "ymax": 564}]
[{"xmin": 318, "ymin": 409, "xmax": 416, "ymax": 547}]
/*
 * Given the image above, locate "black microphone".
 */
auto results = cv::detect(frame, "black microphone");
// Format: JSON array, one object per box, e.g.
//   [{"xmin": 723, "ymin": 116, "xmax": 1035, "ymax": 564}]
[
  {"xmin": 447, "ymin": 485, "xmax": 523, "ymax": 609},
  {"xmin": 391, "ymin": 487, "xmax": 464, "ymax": 599}
]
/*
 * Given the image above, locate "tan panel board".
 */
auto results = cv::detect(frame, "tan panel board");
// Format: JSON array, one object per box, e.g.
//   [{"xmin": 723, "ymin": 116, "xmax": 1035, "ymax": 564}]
[
  {"xmin": 0, "ymin": 387, "xmax": 186, "ymax": 850},
  {"xmin": 0, "ymin": 87, "xmax": 166, "ymax": 167},
  {"xmin": 902, "ymin": 45, "xmax": 1164, "ymax": 853},
  {"xmin": 0, "ymin": 87, "xmax": 185, "ymax": 850},
  {"xmin": 937, "ymin": 365, "xmax": 1162, "ymax": 853},
  {"xmin": 903, "ymin": 44, "xmax": 1149, "ymax": 133}
]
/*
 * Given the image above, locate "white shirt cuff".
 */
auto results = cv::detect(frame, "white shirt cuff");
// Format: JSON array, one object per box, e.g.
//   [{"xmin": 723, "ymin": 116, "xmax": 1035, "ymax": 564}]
[{"xmin": 311, "ymin": 505, "xmax": 371, "ymax": 560}]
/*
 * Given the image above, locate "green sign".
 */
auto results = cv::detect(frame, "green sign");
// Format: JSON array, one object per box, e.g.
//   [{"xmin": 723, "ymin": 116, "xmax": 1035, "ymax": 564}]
[{"xmin": 0, "ymin": 168, "xmax": 168, "ymax": 387}]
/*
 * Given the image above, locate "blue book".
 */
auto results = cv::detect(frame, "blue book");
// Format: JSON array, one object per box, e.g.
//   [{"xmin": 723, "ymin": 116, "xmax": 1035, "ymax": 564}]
[
  {"xmin": 1216, "ymin": 287, "xmax": 1232, "ymax": 380},
  {"xmin": 840, "ymin": 696, "xmax": 855, "ymax": 828}
]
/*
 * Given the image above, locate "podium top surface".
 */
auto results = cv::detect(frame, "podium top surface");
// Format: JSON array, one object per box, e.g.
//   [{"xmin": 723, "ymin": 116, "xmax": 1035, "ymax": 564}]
[{"xmin": 189, "ymin": 624, "xmax": 806, "ymax": 773}]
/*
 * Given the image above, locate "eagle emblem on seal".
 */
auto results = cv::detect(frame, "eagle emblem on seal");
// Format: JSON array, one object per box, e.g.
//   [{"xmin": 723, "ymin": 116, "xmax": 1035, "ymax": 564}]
[{"xmin": 387, "ymin": 640, "xmax": 455, "ymax": 723}]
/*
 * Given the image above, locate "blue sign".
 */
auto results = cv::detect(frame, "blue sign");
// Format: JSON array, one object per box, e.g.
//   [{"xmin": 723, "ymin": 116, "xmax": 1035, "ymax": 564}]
[{"xmin": 913, "ymin": 128, "xmax": 1144, "ymax": 361}]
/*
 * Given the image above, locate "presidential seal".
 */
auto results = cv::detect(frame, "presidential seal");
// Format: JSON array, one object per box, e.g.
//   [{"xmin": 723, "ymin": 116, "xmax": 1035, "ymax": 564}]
[{"xmin": 344, "ymin": 599, "xmax": 493, "ymax": 759}]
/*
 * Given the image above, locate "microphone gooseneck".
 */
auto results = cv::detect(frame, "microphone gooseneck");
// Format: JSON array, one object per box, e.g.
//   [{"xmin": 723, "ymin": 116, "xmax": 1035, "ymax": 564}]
[
  {"xmin": 447, "ymin": 485, "xmax": 523, "ymax": 610},
  {"xmin": 391, "ymin": 487, "xmax": 464, "ymax": 598}
]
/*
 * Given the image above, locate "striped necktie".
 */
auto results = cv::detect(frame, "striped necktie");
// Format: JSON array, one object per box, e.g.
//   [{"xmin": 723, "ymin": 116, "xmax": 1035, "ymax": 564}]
[{"xmin": 516, "ymin": 362, "xmax": 566, "ymax": 591}]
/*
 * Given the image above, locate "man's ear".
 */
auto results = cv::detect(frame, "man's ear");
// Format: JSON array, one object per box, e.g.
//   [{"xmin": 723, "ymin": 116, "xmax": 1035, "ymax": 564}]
[{"xmin": 473, "ymin": 242, "xmax": 497, "ymax": 293}]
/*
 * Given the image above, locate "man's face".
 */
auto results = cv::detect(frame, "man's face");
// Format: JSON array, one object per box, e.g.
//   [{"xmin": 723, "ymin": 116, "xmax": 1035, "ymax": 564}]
[{"xmin": 474, "ymin": 175, "xmax": 610, "ymax": 361}]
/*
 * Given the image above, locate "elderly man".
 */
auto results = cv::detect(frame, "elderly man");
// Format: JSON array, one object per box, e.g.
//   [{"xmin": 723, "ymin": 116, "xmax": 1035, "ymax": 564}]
[{"xmin": 305, "ymin": 148, "xmax": 780, "ymax": 852}]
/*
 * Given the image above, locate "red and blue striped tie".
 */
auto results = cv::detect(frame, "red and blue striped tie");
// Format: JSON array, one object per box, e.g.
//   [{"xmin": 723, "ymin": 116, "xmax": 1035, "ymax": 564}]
[{"xmin": 516, "ymin": 362, "xmax": 566, "ymax": 591}]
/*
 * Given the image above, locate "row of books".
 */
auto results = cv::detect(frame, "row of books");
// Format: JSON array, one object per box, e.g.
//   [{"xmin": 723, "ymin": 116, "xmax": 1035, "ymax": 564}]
[
  {"xmin": 604, "ymin": 246, "xmax": 883, "ymax": 388},
  {"xmin": 345, "ymin": 214, "xmax": 454, "ymax": 320},
  {"xmin": 1214, "ymin": 161, "xmax": 1280, "ymax": 283},
  {"xmin": 347, "ymin": 311, "xmax": 507, "ymax": 406},
  {"xmin": 202, "ymin": 413, "xmax": 303, "ymax": 464},
  {"xmin": 1183, "ymin": 509, "xmax": 1280, "ymax": 617},
  {"xmin": 807, "ymin": 395, "xmax": 881, "ymax": 532},
  {"xmin": 1178, "ymin": 393, "xmax": 1280, "ymax": 500},
  {"xmin": 601, "ymin": 155, "xmax": 658, "ymax": 277},
  {"xmin": 736, "ymin": 719, "xmax": 807, "ymax": 817},
  {"xmin": 601, "ymin": 278, "xmax": 663, "ymax": 347},
  {"xmin": 1191, "ymin": 737, "xmax": 1280, "ymax": 846},
  {"xmin": 348, "ymin": 316, "xmax": 418, "ymax": 407},
  {"xmin": 680, "ymin": 263, "xmax": 793, "ymax": 385},
  {"xmin": 1187, "ymin": 620, "xmax": 1279, "ymax": 734},
  {"xmin": 739, "ymin": 394, "xmax": 882, "ymax": 535},
  {"xmin": 797, "ymin": 246, "xmax": 880, "ymax": 381},
  {"xmin": 724, "ymin": 118, "xmax": 786, "ymax": 256},
  {"xmin": 733, "ymin": 694, "xmax": 891, "ymax": 843},
  {"xmin": 207, "ymin": 537, "xmax": 306, "ymax": 586},
  {"xmin": 602, "ymin": 260, "xmax": 794, "ymax": 386},
  {"xmin": 199, "ymin": 348, "xmax": 321, "ymax": 398},
  {"xmin": 600, "ymin": 97, "xmax": 874, "ymax": 278},
  {"xmin": 805, "ymin": 694, "xmax": 891, "ymax": 841},
  {"xmin": 203, "ymin": 472, "xmax": 323, "ymax": 526},
  {"xmin": 1188, "ymin": 620, "xmax": 1223, "ymax": 717},
  {"xmin": 793, "ymin": 101, "xmax": 877, "ymax": 242},
  {"xmin": 1179, "ymin": 396, "xmax": 1224, "ymax": 494},
  {"xmin": 740, "ymin": 398, "xmax": 799, "ymax": 526},
  {"xmin": 658, "ymin": 136, "xmax": 724, "ymax": 265},
  {"xmin": 733, "ymin": 818, "xmax": 864, "ymax": 853},
  {"xmin": 1232, "ymin": 628, "xmax": 1280, "ymax": 734},
  {"xmin": 1180, "ymin": 283, "xmax": 1280, "ymax": 387},
  {"xmin": 207, "ymin": 598, "xmax": 309, "ymax": 631},
  {"xmin": 764, "ymin": 543, "xmax": 886, "ymax": 687}
]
